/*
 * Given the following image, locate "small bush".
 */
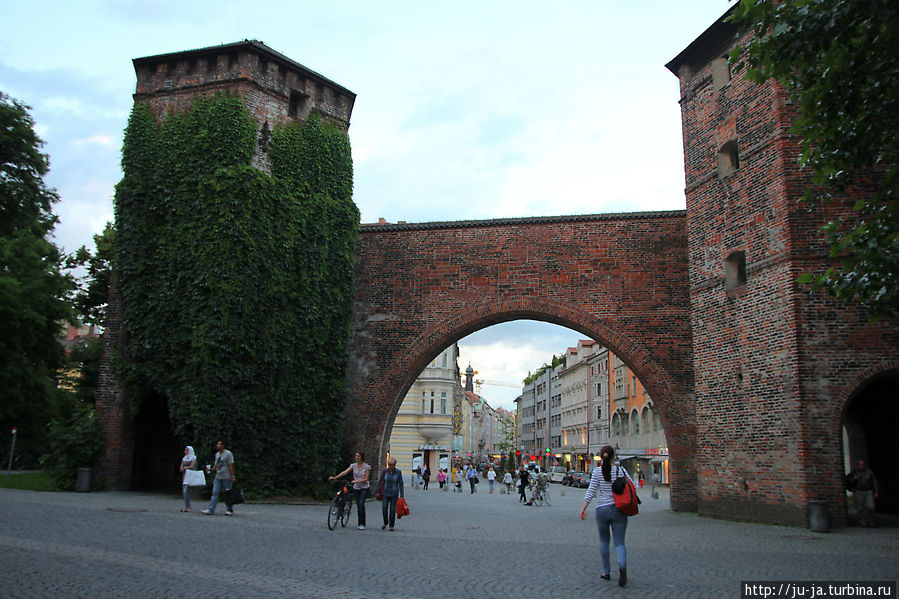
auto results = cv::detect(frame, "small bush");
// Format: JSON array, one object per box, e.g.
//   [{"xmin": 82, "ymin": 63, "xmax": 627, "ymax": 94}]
[{"xmin": 41, "ymin": 405, "xmax": 105, "ymax": 491}]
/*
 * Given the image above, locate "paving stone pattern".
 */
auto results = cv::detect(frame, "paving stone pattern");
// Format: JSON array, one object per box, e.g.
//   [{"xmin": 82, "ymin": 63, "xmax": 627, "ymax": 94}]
[{"xmin": 1, "ymin": 484, "xmax": 896, "ymax": 598}]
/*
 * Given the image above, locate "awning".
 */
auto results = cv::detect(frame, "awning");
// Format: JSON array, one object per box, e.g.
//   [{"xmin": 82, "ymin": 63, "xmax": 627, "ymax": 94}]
[
  {"xmin": 650, "ymin": 456, "xmax": 669, "ymax": 463},
  {"xmin": 616, "ymin": 454, "xmax": 637, "ymax": 461},
  {"xmin": 418, "ymin": 445, "xmax": 449, "ymax": 451}
]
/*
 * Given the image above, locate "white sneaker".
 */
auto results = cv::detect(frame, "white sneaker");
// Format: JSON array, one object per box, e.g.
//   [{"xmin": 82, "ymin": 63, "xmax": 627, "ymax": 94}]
[
  {"xmin": 357, "ymin": 525, "xmax": 365, "ymax": 530},
  {"xmin": 201, "ymin": 510, "xmax": 212, "ymax": 515}
]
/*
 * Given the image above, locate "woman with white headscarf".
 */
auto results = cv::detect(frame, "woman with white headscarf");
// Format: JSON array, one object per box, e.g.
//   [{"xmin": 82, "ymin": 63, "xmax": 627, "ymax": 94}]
[{"xmin": 180, "ymin": 446, "xmax": 197, "ymax": 512}]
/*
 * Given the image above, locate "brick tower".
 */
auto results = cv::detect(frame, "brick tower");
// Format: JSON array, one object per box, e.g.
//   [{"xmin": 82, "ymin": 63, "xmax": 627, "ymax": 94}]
[
  {"xmin": 132, "ymin": 40, "xmax": 355, "ymax": 170},
  {"xmin": 668, "ymin": 9, "xmax": 899, "ymax": 526},
  {"xmin": 96, "ymin": 41, "xmax": 355, "ymax": 490}
]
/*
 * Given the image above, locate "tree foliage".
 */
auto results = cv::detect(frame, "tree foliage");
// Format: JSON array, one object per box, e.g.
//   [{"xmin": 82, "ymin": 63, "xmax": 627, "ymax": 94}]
[
  {"xmin": 67, "ymin": 222, "xmax": 115, "ymax": 327},
  {"xmin": 114, "ymin": 94, "xmax": 358, "ymax": 496},
  {"xmin": 731, "ymin": 0, "xmax": 899, "ymax": 318},
  {"xmin": 0, "ymin": 92, "xmax": 73, "ymax": 459}
]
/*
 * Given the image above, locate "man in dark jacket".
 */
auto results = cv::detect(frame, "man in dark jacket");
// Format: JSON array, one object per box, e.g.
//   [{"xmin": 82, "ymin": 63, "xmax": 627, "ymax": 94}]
[
  {"xmin": 847, "ymin": 459, "xmax": 879, "ymax": 527},
  {"xmin": 518, "ymin": 468, "xmax": 530, "ymax": 503}
]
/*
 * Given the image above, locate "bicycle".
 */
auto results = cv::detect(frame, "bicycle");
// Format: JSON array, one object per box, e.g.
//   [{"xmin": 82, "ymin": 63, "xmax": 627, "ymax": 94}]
[
  {"xmin": 531, "ymin": 483, "xmax": 551, "ymax": 506},
  {"xmin": 327, "ymin": 480, "xmax": 355, "ymax": 530}
]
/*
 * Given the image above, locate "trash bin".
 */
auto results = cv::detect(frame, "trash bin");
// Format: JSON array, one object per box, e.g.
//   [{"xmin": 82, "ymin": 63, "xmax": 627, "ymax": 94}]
[
  {"xmin": 76, "ymin": 467, "xmax": 92, "ymax": 493},
  {"xmin": 808, "ymin": 500, "xmax": 829, "ymax": 532}
]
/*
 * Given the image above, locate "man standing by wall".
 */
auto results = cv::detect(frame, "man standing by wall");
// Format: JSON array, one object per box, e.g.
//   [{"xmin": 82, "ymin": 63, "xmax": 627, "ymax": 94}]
[{"xmin": 847, "ymin": 459, "xmax": 879, "ymax": 527}]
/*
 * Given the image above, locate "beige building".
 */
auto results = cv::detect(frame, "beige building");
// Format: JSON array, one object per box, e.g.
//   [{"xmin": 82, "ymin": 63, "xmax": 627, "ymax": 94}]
[{"xmin": 386, "ymin": 344, "xmax": 463, "ymax": 478}]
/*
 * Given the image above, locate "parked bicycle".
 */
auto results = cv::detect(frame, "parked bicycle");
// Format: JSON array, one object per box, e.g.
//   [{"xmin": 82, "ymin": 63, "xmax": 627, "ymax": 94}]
[{"xmin": 327, "ymin": 479, "xmax": 356, "ymax": 530}]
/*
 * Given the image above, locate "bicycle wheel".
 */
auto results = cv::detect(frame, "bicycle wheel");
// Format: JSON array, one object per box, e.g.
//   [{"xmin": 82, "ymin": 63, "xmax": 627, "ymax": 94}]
[
  {"xmin": 535, "ymin": 491, "xmax": 544, "ymax": 506},
  {"xmin": 341, "ymin": 496, "xmax": 352, "ymax": 527},
  {"xmin": 543, "ymin": 490, "xmax": 551, "ymax": 506},
  {"xmin": 327, "ymin": 496, "xmax": 341, "ymax": 530}
]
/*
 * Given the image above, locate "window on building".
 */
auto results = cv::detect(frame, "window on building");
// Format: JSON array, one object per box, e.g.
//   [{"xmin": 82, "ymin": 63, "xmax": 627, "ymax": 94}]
[
  {"xmin": 288, "ymin": 89, "xmax": 311, "ymax": 119},
  {"xmin": 596, "ymin": 405, "xmax": 602, "ymax": 420},
  {"xmin": 711, "ymin": 56, "xmax": 731, "ymax": 91},
  {"xmin": 725, "ymin": 250, "xmax": 747, "ymax": 290},
  {"xmin": 718, "ymin": 140, "xmax": 740, "ymax": 178},
  {"xmin": 642, "ymin": 407, "xmax": 650, "ymax": 435},
  {"xmin": 632, "ymin": 409, "xmax": 640, "ymax": 434},
  {"xmin": 632, "ymin": 376, "xmax": 637, "ymax": 397},
  {"xmin": 441, "ymin": 398, "xmax": 447, "ymax": 414},
  {"xmin": 613, "ymin": 413, "xmax": 620, "ymax": 436},
  {"xmin": 421, "ymin": 392, "xmax": 426, "ymax": 414}
]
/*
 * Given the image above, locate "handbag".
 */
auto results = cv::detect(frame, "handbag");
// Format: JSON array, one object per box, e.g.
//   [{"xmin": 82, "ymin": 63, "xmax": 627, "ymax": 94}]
[
  {"xmin": 611, "ymin": 467, "xmax": 640, "ymax": 516},
  {"xmin": 396, "ymin": 497, "xmax": 410, "ymax": 518},
  {"xmin": 184, "ymin": 469, "xmax": 206, "ymax": 487},
  {"xmin": 226, "ymin": 485, "xmax": 245, "ymax": 505}
]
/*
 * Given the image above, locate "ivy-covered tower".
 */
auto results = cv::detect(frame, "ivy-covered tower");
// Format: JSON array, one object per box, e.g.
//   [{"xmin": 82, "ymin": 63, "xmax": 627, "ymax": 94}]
[{"xmin": 96, "ymin": 41, "xmax": 357, "ymax": 491}]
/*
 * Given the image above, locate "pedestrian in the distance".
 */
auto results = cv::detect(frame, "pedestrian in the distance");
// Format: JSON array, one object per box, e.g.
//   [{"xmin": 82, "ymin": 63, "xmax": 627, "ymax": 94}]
[
  {"xmin": 518, "ymin": 468, "xmax": 530, "ymax": 503},
  {"xmin": 466, "ymin": 463, "xmax": 478, "ymax": 494},
  {"xmin": 487, "ymin": 466, "xmax": 496, "ymax": 493},
  {"xmin": 580, "ymin": 445, "xmax": 633, "ymax": 587},
  {"xmin": 201, "ymin": 440, "xmax": 236, "ymax": 516},
  {"xmin": 437, "ymin": 468, "xmax": 447, "ymax": 491},
  {"xmin": 422, "ymin": 464, "xmax": 430, "ymax": 490},
  {"xmin": 503, "ymin": 470, "xmax": 513, "ymax": 493},
  {"xmin": 377, "ymin": 457, "xmax": 404, "ymax": 531},
  {"xmin": 330, "ymin": 451, "xmax": 371, "ymax": 530},
  {"xmin": 179, "ymin": 445, "xmax": 196, "ymax": 512},
  {"xmin": 846, "ymin": 459, "xmax": 879, "ymax": 527}
]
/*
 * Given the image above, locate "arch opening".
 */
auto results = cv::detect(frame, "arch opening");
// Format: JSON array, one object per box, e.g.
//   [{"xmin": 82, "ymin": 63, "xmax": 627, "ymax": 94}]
[{"xmin": 843, "ymin": 371, "xmax": 899, "ymax": 517}]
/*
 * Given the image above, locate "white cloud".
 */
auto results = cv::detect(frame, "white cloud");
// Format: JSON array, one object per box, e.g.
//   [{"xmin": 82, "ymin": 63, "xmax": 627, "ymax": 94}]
[{"xmin": 73, "ymin": 134, "xmax": 113, "ymax": 148}]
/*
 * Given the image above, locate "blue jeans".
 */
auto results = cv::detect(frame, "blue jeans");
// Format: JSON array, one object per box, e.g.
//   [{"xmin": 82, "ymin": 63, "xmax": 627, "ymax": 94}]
[
  {"xmin": 382, "ymin": 495, "xmax": 398, "ymax": 528},
  {"xmin": 182, "ymin": 485, "xmax": 191, "ymax": 509},
  {"xmin": 355, "ymin": 488, "xmax": 369, "ymax": 526},
  {"xmin": 206, "ymin": 477, "xmax": 233, "ymax": 514},
  {"xmin": 595, "ymin": 504, "xmax": 628, "ymax": 573}
]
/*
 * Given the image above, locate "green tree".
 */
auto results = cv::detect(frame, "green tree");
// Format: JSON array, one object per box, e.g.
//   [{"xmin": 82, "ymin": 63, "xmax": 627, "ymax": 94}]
[
  {"xmin": 731, "ymin": 0, "xmax": 899, "ymax": 319},
  {"xmin": 68, "ymin": 222, "xmax": 115, "ymax": 327},
  {"xmin": 0, "ymin": 92, "xmax": 73, "ymax": 459}
]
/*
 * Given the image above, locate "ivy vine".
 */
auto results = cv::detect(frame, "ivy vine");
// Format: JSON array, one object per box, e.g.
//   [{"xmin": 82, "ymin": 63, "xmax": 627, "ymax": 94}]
[{"xmin": 115, "ymin": 94, "xmax": 358, "ymax": 495}]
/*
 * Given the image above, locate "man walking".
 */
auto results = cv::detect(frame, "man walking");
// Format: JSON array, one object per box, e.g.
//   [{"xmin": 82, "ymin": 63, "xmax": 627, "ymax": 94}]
[
  {"xmin": 202, "ymin": 440, "xmax": 236, "ymax": 516},
  {"xmin": 847, "ymin": 459, "xmax": 879, "ymax": 527}
]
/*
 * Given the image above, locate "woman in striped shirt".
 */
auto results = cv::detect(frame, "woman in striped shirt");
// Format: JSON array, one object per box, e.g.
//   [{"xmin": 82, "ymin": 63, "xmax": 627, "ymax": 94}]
[{"xmin": 579, "ymin": 445, "xmax": 633, "ymax": 587}]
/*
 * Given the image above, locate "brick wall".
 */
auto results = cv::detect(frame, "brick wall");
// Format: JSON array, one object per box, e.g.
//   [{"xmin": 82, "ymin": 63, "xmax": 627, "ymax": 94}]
[{"xmin": 345, "ymin": 214, "xmax": 698, "ymax": 511}]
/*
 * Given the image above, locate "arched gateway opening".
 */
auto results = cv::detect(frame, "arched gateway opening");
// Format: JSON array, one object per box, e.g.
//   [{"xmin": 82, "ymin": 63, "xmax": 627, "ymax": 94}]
[
  {"xmin": 843, "ymin": 370, "xmax": 899, "ymax": 518},
  {"xmin": 343, "ymin": 213, "xmax": 698, "ymax": 511}
]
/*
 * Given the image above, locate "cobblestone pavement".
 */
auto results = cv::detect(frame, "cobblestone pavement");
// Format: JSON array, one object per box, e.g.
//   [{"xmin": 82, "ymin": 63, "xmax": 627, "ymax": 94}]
[{"xmin": 1, "ymin": 482, "xmax": 896, "ymax": 598}]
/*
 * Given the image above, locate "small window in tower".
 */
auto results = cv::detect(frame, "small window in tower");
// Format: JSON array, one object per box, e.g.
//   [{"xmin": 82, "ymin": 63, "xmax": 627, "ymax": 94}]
[
  {"xmin": 718, "ymin": 140, "xmax": 740, "ymax": 178},
  {"xmin": 288, "ymin": 89, "xmax": 312, "ymax": 119},
  {"xmin": 711, "ymin": 56, "xmax": 731, "ymax": 91},
  {"xmin": 725, "ymin": 250, "xmax": 747, "ymax": 290}
]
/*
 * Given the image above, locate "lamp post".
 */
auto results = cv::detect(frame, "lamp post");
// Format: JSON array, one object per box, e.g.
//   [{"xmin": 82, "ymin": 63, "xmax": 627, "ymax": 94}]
[{"xmin": 6, "ymin": 427, "xmax": 17, "ymax": 485}]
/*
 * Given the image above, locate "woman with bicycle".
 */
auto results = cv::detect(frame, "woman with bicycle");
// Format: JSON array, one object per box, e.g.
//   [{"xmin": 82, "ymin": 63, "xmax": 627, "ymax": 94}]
[
  {"xmin": 330, "ymin": 451, "xmax": 371, "ymax": 530},
  {"xmin": 376, "ymin": 457, "xmax": 404, "ymax": 531}
]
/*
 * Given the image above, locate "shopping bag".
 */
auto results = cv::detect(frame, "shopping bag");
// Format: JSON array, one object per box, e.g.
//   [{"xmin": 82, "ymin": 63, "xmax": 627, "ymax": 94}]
[{"xmin": 184, "ymin": 469, "xmax": 206, "ymax": 487}]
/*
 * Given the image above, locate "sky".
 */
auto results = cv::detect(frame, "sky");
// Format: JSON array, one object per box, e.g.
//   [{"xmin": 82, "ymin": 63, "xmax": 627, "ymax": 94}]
[{"xmin": 1, "ymin": 0, "xmax": 736, "ymax": 411}]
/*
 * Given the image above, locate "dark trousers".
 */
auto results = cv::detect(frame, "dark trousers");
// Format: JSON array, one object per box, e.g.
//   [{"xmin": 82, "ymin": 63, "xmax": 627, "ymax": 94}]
[
  {"xmin": 469, "ymin": 478, "xmax": 476, "ymax": 493},
  {"xmin": 519, "ymin": 483, "xmax": 527, "ymax": 502},
  {"xmin": 423, "ymin": 477, "xmax": 429, "ymax": 490},
  {"xmin": 355, "ymin": 487, "xmax": 368, "ymax": 526},
  {"xmin": 382, "ymin": 495, "xmax": 398, "ymax": 528}
]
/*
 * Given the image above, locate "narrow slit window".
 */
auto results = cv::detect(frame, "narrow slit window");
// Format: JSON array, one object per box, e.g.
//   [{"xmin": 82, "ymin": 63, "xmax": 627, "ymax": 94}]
[{"xmin": 725, "ymin": 250, "xmax": 747, "ymax": 290}]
